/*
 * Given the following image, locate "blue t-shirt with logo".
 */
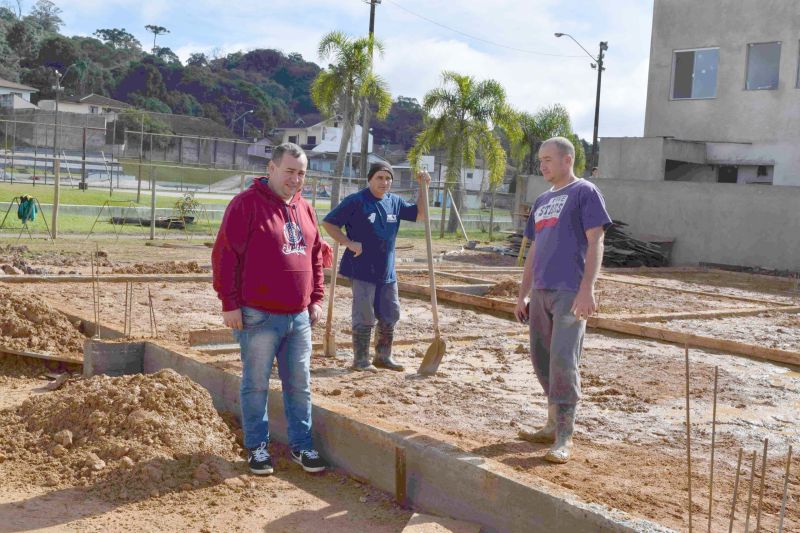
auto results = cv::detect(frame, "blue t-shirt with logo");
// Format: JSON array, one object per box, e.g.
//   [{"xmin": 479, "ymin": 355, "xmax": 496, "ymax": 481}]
[
  {"xmin": 523, "ymin": 179, "xmax": 612, "ymax": 292},
  {"xmin": 324, "ymin": 188, "xmax": 418, "ymax": 284}
]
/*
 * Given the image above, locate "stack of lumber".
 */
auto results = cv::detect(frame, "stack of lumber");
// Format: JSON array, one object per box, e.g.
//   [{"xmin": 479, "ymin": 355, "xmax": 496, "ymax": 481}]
[{"xmin": 504, "ymin": 220, "xmax": 670, "ymax": 267}]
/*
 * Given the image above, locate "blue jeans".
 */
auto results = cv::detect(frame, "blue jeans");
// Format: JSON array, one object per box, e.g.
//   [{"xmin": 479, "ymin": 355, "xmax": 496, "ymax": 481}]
[
  {"xmin": 234, "ymin": 306, "xmax": 313, "ymax": 451},
  {"xmin": 351, "ymin": 279, "xmax": 401, "ymax": 329}
]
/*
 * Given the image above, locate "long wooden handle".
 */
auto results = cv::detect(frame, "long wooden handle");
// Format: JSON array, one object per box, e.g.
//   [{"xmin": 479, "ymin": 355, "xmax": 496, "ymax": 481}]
[
  {"xmin": 325, "ymin": 242, "xmax": 340, "ymax": 333},
  {"xmin": 422, "ymin": 185, "xmax": 440, "ymax": 335}
]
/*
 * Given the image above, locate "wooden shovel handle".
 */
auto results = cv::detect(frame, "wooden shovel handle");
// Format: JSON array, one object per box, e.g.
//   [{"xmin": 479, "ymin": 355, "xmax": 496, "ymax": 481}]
[
  {"xmin": 325, "ymin": 241, "xmax": 340, "ymax": 335},
  {"xmin": 421, "ymin": 185, "xmax": 440, "ymax": 334}
]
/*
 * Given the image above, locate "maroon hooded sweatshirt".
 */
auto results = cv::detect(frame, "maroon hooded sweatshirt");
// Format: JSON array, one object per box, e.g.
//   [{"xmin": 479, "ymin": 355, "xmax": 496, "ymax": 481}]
[{"xmin": 212, "ymin": 177, "xmax": 324, "ymax": 314}]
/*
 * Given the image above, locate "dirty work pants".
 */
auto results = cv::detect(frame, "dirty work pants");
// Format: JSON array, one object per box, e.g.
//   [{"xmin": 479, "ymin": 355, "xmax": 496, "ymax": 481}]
[
  {"xmin": 351, "ymin": 279, "xmax": 401, "ymax": 332},
  {"xmin": 528, "ymin": 289, "xmax": 585, "ymax": 405},
  {"xmin": 234, "ymin": 306, "xmax": 313, "ymax": 452}
]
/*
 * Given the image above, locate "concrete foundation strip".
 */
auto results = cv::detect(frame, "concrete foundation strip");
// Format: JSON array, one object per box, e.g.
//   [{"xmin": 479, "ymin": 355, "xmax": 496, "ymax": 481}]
[
  {"xmin": 615, "ymin": 305, "xmax": 800, "ymax": 323},
  {"xmin": 82, "ymin": 338, "xmax": 673, "ymax": 533}
]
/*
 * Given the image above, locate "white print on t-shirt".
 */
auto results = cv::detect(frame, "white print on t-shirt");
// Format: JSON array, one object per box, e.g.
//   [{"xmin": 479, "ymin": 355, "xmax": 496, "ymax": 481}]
[
  {"xmin": 534, "ymin": 194, "xmax": 568, "ymax": 232},
  {"xmin": 282, "ymin": 221, "xmax": 307, "ymax": 255},
  {"xmin": 368, "ymin": 212, "xmax": 377, "ymax": 224},
  {"xmin": 387, "ymin": 214, "xmax": 397, "ymax": 223}
]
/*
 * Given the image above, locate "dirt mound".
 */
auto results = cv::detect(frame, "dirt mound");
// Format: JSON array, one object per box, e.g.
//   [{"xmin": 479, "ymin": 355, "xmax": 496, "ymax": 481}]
[
  {"xmin": 485, "ymin": 279, "xmax": 520, "ymax": 298},
  {"xmin": 0, "ymin": 285, "xmax": 87, "ymax": 358},
  {"xmin": 112, "ymin": 261, "xmax": 209, "ymax": 275},
  {"xmin": 0, "ymin": 369, "xmax": 240, "ymax": 500}
]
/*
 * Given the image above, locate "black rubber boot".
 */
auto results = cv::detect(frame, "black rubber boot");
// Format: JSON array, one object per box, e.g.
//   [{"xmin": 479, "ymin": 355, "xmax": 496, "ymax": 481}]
[
  {"xmin": 351, "ymin": 326, "xmax": 377, "ymax": 372},
  {"xmin": 373, "ymin": 322, "xmax": 404, "ymax": 371}
]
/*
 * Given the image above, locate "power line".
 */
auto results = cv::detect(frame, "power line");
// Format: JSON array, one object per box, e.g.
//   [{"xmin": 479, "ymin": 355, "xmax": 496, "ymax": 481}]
[{"xmin": 383, "ymin": 0, "xmax": 585, "ymax": 58}]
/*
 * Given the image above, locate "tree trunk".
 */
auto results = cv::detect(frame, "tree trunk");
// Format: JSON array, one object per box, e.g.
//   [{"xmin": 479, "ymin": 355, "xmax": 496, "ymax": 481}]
[{"xmin": 331, "ymin": 94, "xmax": 354, "ymax": 209}]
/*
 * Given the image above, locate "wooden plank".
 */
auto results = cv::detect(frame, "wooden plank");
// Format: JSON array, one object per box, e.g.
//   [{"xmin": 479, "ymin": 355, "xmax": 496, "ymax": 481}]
[
  {"xmin": 615, "ymin": 305, "xmax": 800, "ymax": 323},
  {"xmin": 589, "ymin": 318, "xmax": 800, "ymax": 367},
  {"xmin": 598, "ymin": 274, "xmax": 794, "ymax": 307},
  {"xmin": 0, "ymin": 345, "xmax": 83, "ymax": 364}
]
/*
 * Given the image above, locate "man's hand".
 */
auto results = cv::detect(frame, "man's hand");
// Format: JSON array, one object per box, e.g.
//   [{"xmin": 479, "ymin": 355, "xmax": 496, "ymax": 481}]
[
  {"xmin": 514, "ymin": 297, "xmax": 529, "ymax": 324},
  {"xmin": 222, "ymin": 308, "xmax": 243, "ymax": 330},
  {"xmin": 570, "ymin": 288, "xmax": 597, "ymax": 321},
  {"xmin": 416, "ymin": 170, "xmax": 431, "ymax": 186},
  {"xmin": 347, "ymin": 240, "xmax": 363, "ymax": 257},
  {"xmin": 309, "ymin": 303, "xmax": 323, "ymax": 326}
]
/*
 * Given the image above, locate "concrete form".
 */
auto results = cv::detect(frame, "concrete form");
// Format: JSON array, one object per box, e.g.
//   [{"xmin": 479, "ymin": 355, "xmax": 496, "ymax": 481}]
[{"xmin": 83, "ymin": 338, "xmax": 671, "ymax": 533}]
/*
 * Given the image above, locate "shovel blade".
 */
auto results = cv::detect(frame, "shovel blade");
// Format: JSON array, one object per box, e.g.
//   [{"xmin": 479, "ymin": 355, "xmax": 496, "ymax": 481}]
[{"xmin": 417, "ymin": 337, "xmax": 446, "ymax": 375}]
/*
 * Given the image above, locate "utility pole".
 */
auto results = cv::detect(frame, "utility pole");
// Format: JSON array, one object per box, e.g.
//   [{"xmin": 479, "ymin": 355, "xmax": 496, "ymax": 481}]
[
  {"xmin": 590, "ymin": 41, "xmax": 608, "ymax": 169},
  {"xmin": 358, "ymin": 0, "xmax": 380, "ymax": 180},
  {"xmin": 554, "ymin": 33, "xmax": 608, "ymax": 171}
]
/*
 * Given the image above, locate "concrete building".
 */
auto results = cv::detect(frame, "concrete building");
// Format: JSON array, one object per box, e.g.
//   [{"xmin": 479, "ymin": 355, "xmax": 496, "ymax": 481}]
[
  {"xmin": 0, "ymin": 78, "xmax": 37, "ymax": 110},
  {"xmin": 601, "ymin": 0, "xmax": 800, "ymax": 186}
]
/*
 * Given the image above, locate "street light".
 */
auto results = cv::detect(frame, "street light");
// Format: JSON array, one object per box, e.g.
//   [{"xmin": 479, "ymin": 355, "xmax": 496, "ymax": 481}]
[
  {"xmin": 555, "ymin": 32, "xmax": 608, "ymax": 170},
  {"xmin": 50, "ymin": 63, "xmax": 81, "ymax": 239},
  {"xmin": 231, "ymin": 110, "xmax": 254, "ymax": 138}
]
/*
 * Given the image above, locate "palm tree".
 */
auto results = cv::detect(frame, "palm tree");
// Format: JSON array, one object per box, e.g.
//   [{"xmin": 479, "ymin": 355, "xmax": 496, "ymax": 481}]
[
  {"xmin": 512, "ymin": 104, "xmax": 585, "ymax": 176},
  {"xmin": 311, "ymin": 31, "xmax": 392, "ymax": 207},
  {"xmin": 409, "ymin": 71, "xmax": 520, "ymax": 234}
]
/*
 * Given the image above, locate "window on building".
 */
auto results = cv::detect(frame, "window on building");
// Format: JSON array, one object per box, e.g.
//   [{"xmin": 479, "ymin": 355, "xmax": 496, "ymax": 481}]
[
  {"xmin": 746, "ymin": 42, "xmax": 781, "ymax": 90},
  {"xmin": 796, "ymin": 41, "xmax": 800, "ymax": 88},
  {"xmin": 672, "ymin": 48, "xmax": 719, "ymax": 99},
  {"xmin": 288, "ymin": 135, "xmax": 298, "ymax": 144},
  {"xmin": 306, "ymin": 136, "xmax": 316, "ymax": 145},
  {"xmin": 717, "ymin": 165, "xmax": 738, "ymax": 183}
]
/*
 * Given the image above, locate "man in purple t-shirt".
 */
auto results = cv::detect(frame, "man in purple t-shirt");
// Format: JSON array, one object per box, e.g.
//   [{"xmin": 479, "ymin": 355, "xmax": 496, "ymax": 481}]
[{"xmin": 514, "ymin": 136, "xmax": 612, "ymax": 464}]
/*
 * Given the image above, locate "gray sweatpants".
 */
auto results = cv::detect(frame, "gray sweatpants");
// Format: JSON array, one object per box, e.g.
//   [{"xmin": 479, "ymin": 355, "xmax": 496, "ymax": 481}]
[
  {"xmin": 528, "ymin": 289, "xmax": 586, "ymax": 405},
  {"xmin": 351, "ymin": 279, "xmax": 401, "ymax": 330}
]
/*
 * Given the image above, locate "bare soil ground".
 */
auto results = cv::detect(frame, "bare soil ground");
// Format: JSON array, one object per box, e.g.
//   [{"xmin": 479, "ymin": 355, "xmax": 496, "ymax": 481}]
[
  {"xmin": 439, "ymin": 275, "xmax": 767, "ymax": 317},
  {"xmin": 641, "ymin": 311, "xmax": 800, "ymax": 352},
  {"xmin": 2, "ymin": 238, "xmax": 799, "ymax": 531},
  {"xmin": 0, "ymin": 357, "xmax": 411, "ymax": 532}
]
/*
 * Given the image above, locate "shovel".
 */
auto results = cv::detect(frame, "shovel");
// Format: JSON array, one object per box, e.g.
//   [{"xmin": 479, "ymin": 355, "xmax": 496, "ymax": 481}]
[
  {"xmin": 418, "ymin": 182, "xmax": 446, "ymax": 375},
  {"xmin": 323, "ymin": 242, "xmax": 341, "ymax": 357}
]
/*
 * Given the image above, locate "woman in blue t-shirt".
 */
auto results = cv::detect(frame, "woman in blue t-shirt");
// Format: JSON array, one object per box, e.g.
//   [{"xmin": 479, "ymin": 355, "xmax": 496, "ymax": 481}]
[{"xmin": 323, "ymin": 163, "xmax": 430, "ymax": 371}]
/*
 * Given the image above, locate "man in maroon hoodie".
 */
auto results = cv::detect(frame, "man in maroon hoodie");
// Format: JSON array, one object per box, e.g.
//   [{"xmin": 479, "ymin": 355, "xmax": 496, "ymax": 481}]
[{"xmin": 212, "ymin": 142, "xmax": 327, "ymax": 475}]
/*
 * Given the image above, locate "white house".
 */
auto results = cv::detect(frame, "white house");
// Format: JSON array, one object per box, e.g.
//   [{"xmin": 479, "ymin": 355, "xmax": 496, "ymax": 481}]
[
  {"xmin": 37, "ymin": 94, "xmax": 131, "ymax": 120},
  {"xmin": 0, "ymin": 77, "xmax": 37, "ymax": 110}
]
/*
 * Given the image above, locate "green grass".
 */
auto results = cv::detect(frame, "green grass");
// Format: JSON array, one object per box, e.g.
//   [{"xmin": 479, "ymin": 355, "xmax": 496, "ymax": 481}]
[
  {"xmin": 0, "ymin": 182, "xmax": 231, "ymax": 208},
  {"xmin": 0, "ymin": 211, "xmax": 220, "ymax": 236},
  {"xmin": 120, "ymin": 160, "xmax": 242, "ymax": 185}
]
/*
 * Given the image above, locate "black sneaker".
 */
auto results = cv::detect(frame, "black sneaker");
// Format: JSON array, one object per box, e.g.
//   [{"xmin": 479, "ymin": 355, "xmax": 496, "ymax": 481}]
[
  {"xmin": 247, "ymin": 442, "xmax": 274, "ymax": 475},
  {"xmin": 291, "ymin": 449, "xmax": 327, "ymax": 473}
]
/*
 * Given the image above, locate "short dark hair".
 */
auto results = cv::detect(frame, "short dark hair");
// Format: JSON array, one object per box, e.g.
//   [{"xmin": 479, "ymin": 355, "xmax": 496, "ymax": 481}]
[
  {"xmin": 271, "ymin": 142, "xmax": 306, "ymax": 166},
  {"xmin": 592, "ymin": 166, "xmax": 598, "ymax": 172}
]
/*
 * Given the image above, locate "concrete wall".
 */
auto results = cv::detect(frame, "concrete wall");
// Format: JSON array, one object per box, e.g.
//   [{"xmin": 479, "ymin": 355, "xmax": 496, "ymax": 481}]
[
  {"xmin": 523, "ymin": 175, "xmax": 800, "ymax": 270},
  {"xmin": 0, "ymin": 109, "xmax": 107, "ymax": 150},
  {"xmin": 598, "ymin": 138, "xmax": 665, "ymax": 180},
  {"xmin": 644, "ymin": 0, "xmax": 800, "ymax": 184}
]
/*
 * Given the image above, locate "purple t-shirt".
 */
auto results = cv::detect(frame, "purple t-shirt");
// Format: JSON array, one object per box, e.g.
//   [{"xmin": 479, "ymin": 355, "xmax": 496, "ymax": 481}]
[{"xmin": 523, "ymin": 179, "xmax": 612, "ymax": 291}]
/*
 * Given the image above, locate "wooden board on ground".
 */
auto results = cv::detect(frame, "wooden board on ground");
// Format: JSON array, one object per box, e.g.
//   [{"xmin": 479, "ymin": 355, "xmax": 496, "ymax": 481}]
[{"xmin": 0, "ymin": 345, "xmax": 83, "ymax": 364}]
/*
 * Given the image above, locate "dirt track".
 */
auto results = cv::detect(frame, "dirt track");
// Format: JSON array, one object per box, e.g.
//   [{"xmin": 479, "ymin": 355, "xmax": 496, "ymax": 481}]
[{"xmin": 1, "ymin": 238, "xmax": 799, "ymax": 531}]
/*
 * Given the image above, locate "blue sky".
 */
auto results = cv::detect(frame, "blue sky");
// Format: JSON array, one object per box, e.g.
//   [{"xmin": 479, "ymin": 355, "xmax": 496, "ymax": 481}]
[{"xmin": 55, "ymin": 0, "xmax": 654, "ymax": 140}]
